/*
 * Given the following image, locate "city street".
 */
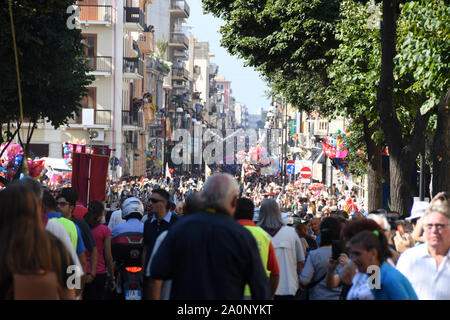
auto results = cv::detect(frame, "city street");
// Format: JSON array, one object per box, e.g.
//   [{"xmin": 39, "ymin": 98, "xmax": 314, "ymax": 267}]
[{"xmin": 0, "ymin": 0, "xmax": 448, "ymax": 305}]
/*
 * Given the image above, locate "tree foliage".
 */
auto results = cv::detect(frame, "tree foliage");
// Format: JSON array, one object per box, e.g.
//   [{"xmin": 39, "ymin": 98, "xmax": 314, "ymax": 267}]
[
  {"xmin": 203, "ymin": 0, "xmax": 341, "ymax": 110},
  {"xmin": 0, "ymin": 0, "xmax": 93, "ymax": 137},
  {"xmin": 395, "ymin": 1, "xmax": 449, "ymax": 115}
]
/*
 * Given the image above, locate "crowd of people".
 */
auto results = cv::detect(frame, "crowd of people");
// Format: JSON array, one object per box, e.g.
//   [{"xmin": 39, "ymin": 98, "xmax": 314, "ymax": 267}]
[{"xmin": 0, "ymin": 171, "xmax": 448, "ymax": 300}]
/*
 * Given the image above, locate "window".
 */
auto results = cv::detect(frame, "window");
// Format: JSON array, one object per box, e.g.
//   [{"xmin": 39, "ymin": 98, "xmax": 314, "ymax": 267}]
[
  {"xmin": 82, "ymin": 34, "xmax": 97, "ymax": 70},
  {"xmin": 29, "ymin": 144, "xmax": 49, "ymax": 158},
  {"xmin": 80, "ymin": 87, "xmax": 96, "ymax": 109},
  {"xmin": 76, "ymin": 87, "xmax": 96, "ymax": 123}
]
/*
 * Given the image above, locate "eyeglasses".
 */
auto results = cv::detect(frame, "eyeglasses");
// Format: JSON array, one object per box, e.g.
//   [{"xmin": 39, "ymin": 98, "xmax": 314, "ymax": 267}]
[
  {"xmin": 424, "ymin": 223, "xmax": 448, "ymax": 231},
  {"xmin": 149, "ymin": 198, "xmax": 164, "ymax": 204},
  {"xmin": 56, "ymin": 201, "xmax": 69, "ymax": 207},
  {"xmin": 432, "ymin": 192, "xmax": 448, "ymax": 202}
]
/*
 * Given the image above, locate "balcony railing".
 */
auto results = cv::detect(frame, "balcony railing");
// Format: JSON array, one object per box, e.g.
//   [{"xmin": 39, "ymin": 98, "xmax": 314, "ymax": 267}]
[
  {"xmin": 85, "ymin": 56, "xmax": 112, "ymax": 73},
  {"xmin": 122, "ymin": 110, "xmax": 144, "ymax": 128},
  {"xmin": 123, "ymin": 57, "xmax": 144, "ymax": 77},
  {"xmin": 68, "ymin": 109, "xmax": 112, "ymax": 126},
  {"xmin": 170, "ymin": 0, "xmax": 190, "ymax": 16},
  {"xmin": 169, "ymin": 32, "xmax": 189, "ymax": 48},
  {"xmin": 172, "ymin": 68, "xmax": 189, "ymax": 79},
  {"xmin": 77, "ymin": 4, "xmax": 112, "ymax": 23},
  {"xmin": 124, "ymin": 7, "xmax": 145, "ymax": 30}
]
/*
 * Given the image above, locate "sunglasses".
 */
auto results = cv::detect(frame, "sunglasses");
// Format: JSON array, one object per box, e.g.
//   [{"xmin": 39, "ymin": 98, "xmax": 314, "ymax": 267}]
[
  {"xmin": 149, "ymin": 198, "xmax": 164, "ymax": 204},
  {"xmin": 431, "ymin": 192, "xmax": 448, "ymax": 204}
]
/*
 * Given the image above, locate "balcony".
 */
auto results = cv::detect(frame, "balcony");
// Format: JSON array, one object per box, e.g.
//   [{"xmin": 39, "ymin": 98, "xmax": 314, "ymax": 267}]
[
  {"xmin": 137, "ymin": 32, "xmax": 156, "ymax": 55},
  {"xmin": 171, "ymin": 67, "xmax": 190, "ymax": 81},
  {"xmin": 168, "ymin": 32, "xmax": 189, "ymax": 49},
  {"xmin": 123, "ymin": 57, "xmax": 144, "ymax": 79},
  {"xmin": 76, "ymin": 4, "xmax": 112, "ymax": 25},
  {"xmin": 85, "ymin": 56, "xmax": 112, "ymax": 76},
  {"xmin": 146, "ymin": 57, "xmax": 169, "ymax": 75},
  {"xmin": 122, "ymin": 110, "xmax": 144, "ymax": 129},
  {"xmin": 170, "ymin": 0, "xmax": 190, "ymax": 18},
  {"xmin": 173, "ymin": 49, "xmax": 189, "ymax": 60},
  {"xmin": 309, "ymin": 119, "xmax": 329, "ymax": 136},
  {"xmin": 123, "ymin": 6, "xmax": 145, "ymax": 31},
  {"xmin": 68, "ymin": 109, "xmax": 112, "ymax": 127}
]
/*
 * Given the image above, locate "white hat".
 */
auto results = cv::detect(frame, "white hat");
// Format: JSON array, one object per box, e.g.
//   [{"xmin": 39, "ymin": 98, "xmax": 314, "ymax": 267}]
[{"xmin": 406, "ymin": 201, "xmax": 429, "ymax": 221}]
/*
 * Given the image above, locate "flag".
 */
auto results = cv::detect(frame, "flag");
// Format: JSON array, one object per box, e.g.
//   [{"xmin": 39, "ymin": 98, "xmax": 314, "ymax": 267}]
[
  {"xmin": 165, "ymin": 163, "xmax": 172, "ymax": 180},
  {"xmin": 205, "ymin": 163, "xmax": 211, "ymax": 179}
]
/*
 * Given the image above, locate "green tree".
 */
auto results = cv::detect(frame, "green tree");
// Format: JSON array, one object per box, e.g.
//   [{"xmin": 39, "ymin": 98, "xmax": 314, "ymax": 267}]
[
  {"xmin": 203, "ymin": 0, "xmax": 448, "ymax": 215},
  {"xmin": 325, "ymin": 0, "xmax": 386, "ymax": 211},
  {"xmin": 395, "ymin": 1, "xmax": 449, "ymax": 196},
  {"xmin": 377, "ymin": 0, "xmax": 448, "ymax": 215},
  {"xmin": 0, "ymin": 0, "xmax": 93, "ymax": 159},
  {"xmin": 203, "ymin": 0, "xmax": 341, "ymax": 110}
]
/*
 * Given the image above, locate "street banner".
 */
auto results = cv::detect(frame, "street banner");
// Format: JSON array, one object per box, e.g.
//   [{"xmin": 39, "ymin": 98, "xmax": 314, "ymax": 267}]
[
  {"xmin": 71, "ymin": 144, "xmax": 110, "ymax": 206},
  {"xmin": 165, "ymin": 162, "xmax": 172, "ymax": 180}
]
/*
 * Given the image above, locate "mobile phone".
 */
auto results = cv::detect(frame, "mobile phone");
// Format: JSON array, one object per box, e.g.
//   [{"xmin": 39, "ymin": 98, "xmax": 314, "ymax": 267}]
[
  {"xmin": 397, "ymin": 225, "xmax": 405, "ymax": 234},
  {"xmin": 332, "ymin": 240, "xmax": 344, "ymax": 260}
]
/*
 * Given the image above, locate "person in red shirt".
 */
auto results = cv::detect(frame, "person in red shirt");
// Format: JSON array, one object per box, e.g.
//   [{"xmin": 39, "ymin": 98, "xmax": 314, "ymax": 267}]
[
  {"xmin": 73, "ymin": 202, "xmax": 88, "ymax": 220},
  {"xmin": 235, "ymin": 197, "xmax": 280, "ymax": 299}
]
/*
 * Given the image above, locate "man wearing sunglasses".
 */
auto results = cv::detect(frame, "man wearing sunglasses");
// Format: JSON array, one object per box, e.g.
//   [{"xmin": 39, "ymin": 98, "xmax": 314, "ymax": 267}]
[
  {"xmin": 143, "ymin": 190, "xmax": 179, "ymax": 265},
  {"xmin": 142, "ymin": 189, "xmax": 179, "ymax": 298},
  {"xmin": 396, "ymin": 198, "xmax": 450, "ymax": 299}
]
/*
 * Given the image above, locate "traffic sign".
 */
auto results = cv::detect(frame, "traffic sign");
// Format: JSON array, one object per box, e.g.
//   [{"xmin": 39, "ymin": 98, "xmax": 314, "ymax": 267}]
[
  {"xmin": 286, "ymin": 160, "xmax": 295, "ymax": 175},
  {"xmin": 300, "ymin": 167, "xmax": 312, "ymax": 179}
]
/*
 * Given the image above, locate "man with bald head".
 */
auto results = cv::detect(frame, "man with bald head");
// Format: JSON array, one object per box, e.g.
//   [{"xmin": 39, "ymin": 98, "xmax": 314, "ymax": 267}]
[{"xmin": 150, "ymin": 173, "xmax": 271, "ymax": 300}]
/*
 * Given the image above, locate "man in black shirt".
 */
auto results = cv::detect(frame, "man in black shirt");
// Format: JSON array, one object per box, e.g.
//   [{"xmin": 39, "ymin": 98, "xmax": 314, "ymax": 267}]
[
  {"xmin": 150, "ymin": 173, "xmax": 271, "ymax": 300},
  {"xmin": 142, "ymin": 189, "xmax": 178, "ymax": 298}
]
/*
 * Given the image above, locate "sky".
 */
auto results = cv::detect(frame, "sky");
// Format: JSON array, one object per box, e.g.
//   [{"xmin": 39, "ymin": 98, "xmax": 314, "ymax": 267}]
[{"xmin": 186, "ymin": 0, "xmax": 271, "ymax": 114}]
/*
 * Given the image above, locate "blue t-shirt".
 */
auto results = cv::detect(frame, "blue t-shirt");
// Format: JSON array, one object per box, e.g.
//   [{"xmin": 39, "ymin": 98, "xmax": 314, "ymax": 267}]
[
  {"xmin": 111, "ymin": 218, "xmax": 144, "ymax": 238},
  {"xmin": 371, "ymin": 262, "xmax": 418, "ymax": 300},
  {"xmin": 74, "ymin": 224, "xmax": 86, "ymax": 254}
]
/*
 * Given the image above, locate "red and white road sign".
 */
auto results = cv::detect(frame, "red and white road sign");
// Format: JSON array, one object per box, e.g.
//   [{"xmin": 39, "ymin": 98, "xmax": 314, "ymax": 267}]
[{"xmin": 300, "ymin": 167, "xmax": 312, "ymax": 179}]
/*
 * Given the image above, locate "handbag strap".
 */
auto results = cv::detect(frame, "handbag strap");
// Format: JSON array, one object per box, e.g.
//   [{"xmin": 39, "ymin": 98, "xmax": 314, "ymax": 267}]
[{"xmin": 306, "ymin": 272, "xmax": 327, "ymax": 290}]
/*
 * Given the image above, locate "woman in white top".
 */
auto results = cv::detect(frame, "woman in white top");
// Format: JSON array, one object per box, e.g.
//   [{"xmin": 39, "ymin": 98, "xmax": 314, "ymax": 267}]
[{"xmin": 258, "ymin": 199, "xmax": 306, "ymax": 299}]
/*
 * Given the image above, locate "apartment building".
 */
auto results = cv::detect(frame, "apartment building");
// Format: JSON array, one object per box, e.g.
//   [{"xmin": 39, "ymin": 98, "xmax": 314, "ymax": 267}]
[{"xmin": 21, "ymin": 0, "xmax": 152, "ymax": 179}]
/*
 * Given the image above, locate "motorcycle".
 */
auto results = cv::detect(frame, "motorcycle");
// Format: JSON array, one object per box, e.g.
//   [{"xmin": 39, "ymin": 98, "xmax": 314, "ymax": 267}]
[{"xmin": 111, "ymin": 232, "xmax": 144, "ymax": 300}]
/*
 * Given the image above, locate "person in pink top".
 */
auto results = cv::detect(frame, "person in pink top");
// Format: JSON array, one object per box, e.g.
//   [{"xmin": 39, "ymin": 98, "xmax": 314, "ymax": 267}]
[{"xmin": 82, "ymin": 200, "xmax": 115, "ymax": 300}]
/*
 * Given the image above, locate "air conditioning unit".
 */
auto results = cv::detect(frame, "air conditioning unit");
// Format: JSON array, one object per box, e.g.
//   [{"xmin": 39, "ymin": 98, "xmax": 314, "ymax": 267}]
[{"xmin": 89, "ymin": 129, "xmax": 105, "ymax": 141}]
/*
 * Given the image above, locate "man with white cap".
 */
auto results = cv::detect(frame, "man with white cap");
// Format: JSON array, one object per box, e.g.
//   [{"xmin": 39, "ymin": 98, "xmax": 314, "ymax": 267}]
[{"xmin": 408, "ymin": 201, "xmax": 430, "ymax": 244}]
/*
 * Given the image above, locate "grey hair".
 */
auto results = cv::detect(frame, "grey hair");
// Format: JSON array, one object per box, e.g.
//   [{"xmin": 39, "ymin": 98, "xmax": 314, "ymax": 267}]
[
  {"xmin": 258, "ymin": 199, "xmax": 283, "ymax": 229},
  {"xmin": 367, "ymin": 214, "xmax": 390, "ymax": 232},
  {"xmin": 201, "ymin": 173, "xmax": 239, "ymax": 210},
  {"xmin": 424, "ymin": 202, "xmax": 450, "ymax": 221}
]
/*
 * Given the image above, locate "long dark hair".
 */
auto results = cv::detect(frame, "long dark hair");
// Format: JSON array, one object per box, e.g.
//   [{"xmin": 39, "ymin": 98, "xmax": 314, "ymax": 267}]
[
  {"xmin": 84, "ymin": 200, "xmax": 105, "ymax": 228},
  {"xmin": 0, "ymin": 183, "xmax": 70, "ymax": 298}
]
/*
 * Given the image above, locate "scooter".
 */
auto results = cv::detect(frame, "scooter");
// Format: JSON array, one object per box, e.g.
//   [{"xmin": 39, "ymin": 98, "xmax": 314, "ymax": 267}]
[{"xmin": 111, "ymin": 233, "xmax": 144, "ymax": 300}]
